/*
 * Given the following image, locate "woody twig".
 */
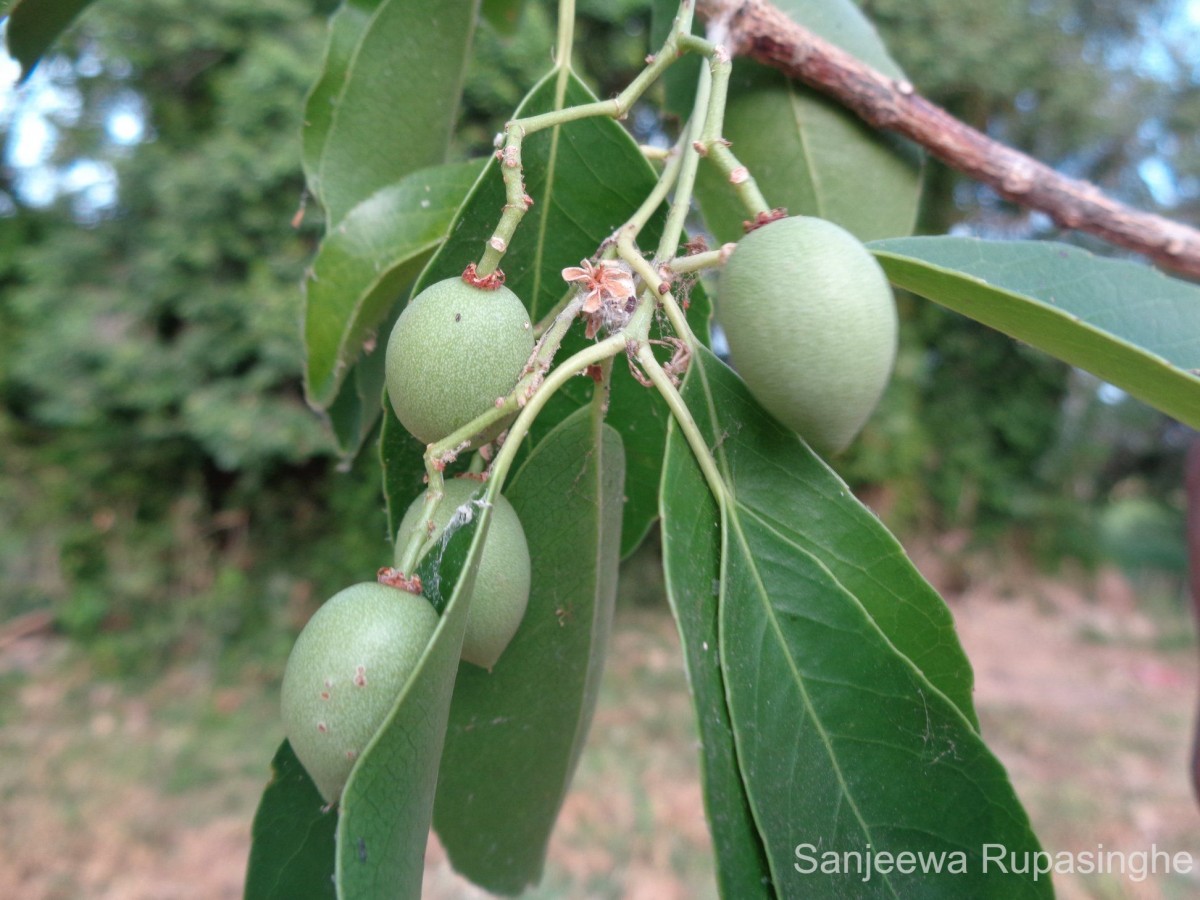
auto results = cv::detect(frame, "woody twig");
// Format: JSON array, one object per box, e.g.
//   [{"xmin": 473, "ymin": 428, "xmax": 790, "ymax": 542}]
[{"xmin": 696, "ymin": 0, "xmax": 1200, "ymax": 280}]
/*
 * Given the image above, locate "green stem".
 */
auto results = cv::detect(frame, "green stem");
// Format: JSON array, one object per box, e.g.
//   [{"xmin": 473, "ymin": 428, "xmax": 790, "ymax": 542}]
[
  {"xmin": 532, "ymin": 288, "xmax": 575, "ymax": 337},
  {"xmin": 616, "ymin": 230, "xmax": 697, "ymax": 349},
  {"xmin": 613, "ymin": 58, "xmax": 718, "ymax": 351},
  {"xmin": 476, "ymin": 8, "xmax": 715, "ymax": 278},
  {"xmin": 657, "ymin": 59, "xmax": 714, "ymax": 261},
  {"xmin": 623, "ymin": 134, "xmax": 687, "ymax": 241},
  {"xmin": 666, "ymin": 247, "xmax": 730, "ymax": 274},
  {"xmin": 488, "ymin": 333, "xmax": 628, "ymax": 489},
  {"xmin": 700, "ymin": 51, "xmax": 770, "ymax": 220},
  {"xmin": 396, "ymin": 470, "xmax": 445, "ymax": 575},
  {"xmin": 589, "ymin": 356, "xmax": 615, "ymax": 425},
  {"xmin": 635, "ymin": 343, "xmax": 727, "ymax": 507},
  {"xmin": 554, "ymin": 0, "xmax": 576, "ymax": 77},
  {"xmin": 525, "ymin": 294, "xmax": 586, "ymax": 385}
]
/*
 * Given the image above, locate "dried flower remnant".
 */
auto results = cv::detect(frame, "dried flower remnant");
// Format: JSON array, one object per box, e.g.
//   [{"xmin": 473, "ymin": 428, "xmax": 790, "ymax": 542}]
[{"xmin": 562, "ymin": 259, "xmax": 638, "ymax": 337}]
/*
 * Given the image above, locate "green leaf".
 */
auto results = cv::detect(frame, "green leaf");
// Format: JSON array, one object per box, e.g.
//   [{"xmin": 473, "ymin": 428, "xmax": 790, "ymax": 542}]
[
  {"xmin": 334, "ymin": 485, "xmax": 492, "ymax": 898},
  {"xmin": 245, "ymin": 741, "xmax": 338, "ymax": 900},
  {"xmin": 413, "ymin": 68, "xmax": 712, "ymax": 558},
  {"xmin": 481, "ymin": 0, "xmax": 524, "ymax": 34},
  {"xmin": 683, "ymin": 347, "xmax": 1047, "ymax": 896},
  {"xmin": 304, "ymin": 160, "xmax": 485, "ymax": 410},
  {"xmin": 688, "ymin": 347, "xmax": 977, "ymax": 723},
  {"xmin": 650, "ymin": 0, "xmax": 704, "ymax": 119},
  {"xmin": 870, "ymin": 236, "xmax": 1200, "ymax": 428},
  {"xmin": 325, "ymin": 303, "xmax": 398, "ymax": 461},
  {"xmin": 304, "ymin": 0, "xmax": 476, "ymax": 226},
  {"xmin": 380, "ymin": 399, "xmax": 430, "ymax": 542},
  {"xmin": 4, "ymin": 0, "xmax": 97, "ymax": 80},
  {"xmin": 247, "ymin": 496, "xmax": 488, "ymax": 899},
  {"xmin": 302, "ymin": 0, "xmax": 383, "ymax": 195},
  {"xmin": 694, "ymin": 0, "xmax": 921, "ymax": 244},
  {"xmin": 660, "ymin": 413, "xmax": 773, "ymax": 898},
  {"xmin": 432, "ymin": 405, "xmax": 625, "ymax": 895}
]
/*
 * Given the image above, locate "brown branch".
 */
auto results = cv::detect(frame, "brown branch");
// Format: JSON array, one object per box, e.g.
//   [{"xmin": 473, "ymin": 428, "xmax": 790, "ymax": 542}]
[{"xmin": 695, "ymin": 0, "xmax": 1200, "ymax": 280}]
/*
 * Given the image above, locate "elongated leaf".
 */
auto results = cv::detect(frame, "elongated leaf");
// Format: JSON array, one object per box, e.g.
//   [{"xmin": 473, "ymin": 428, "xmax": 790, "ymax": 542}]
[
  {"xmin": 5, "ymin": 0, "xmax": 96, "ymax": 79},
  {"xmin": 686, "ymin": 348, "xmax": 977, "ymax": 723},
  {"xmin": 871, "ymin": 236, "xmax": 1200, "ymax": 428},
  {"xmin": 694, "ymin": 0, "xmax": 921, "ymax": 244},
  {"xmin": 681, "ymin": 348, "xmax": 1047, "ymax": 895},
  {"xmin": 380, "ymin": 400, "xmax": 429, "ymax": 540},
  {"xmin": 244, "ymin": 741, "xmax": 338, "ymax": 900},
  {"xmin": 413, "ymin": 68, "xmax": 711, "ymax": 557},
  {"xmin": 302, "ymin": 0, "xmax": 385, "ymax": 194},
  {"xmin": 325, "ymin": 303, "xmax": 399, "ymax": 461},
  {"xmin": 660, "ymin": 415, "xmax": 773, "ymax": 898},
  {"xmin": 305, "ymin": 0, "xmax": 476, "ymax": 226},
  {"xmin": 304, "ymin": 160, "xmax": 485, "ymax": 410},
  {"xmin": 433, "ymin": 405, "xmax": 624, "ymax": 894},
  {"xmin": 721, "ymin": 516, "xmax": 1047, "ymax": 896},
  {"xmin": 334, "ymin": 484, "xmax": 492, "ymax": 898}
]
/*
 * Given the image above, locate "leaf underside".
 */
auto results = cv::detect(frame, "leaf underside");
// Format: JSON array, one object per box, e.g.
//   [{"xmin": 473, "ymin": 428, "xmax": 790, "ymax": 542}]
[
  {"xmin": 872, "ymin": 236, "xmax": 1200, "ymax": 428},
  {"xmin": 244, "ymin": 741, "xmax": 338, "ymax": 900},
  {"xmin": 661, "ymin": 410, "xmax": 774, "ymax": 898},
  {"xmin": 303, "ymin": 0, "xmax": 476, "ymax": 227},
  {"xmin": 5, "ymin": 0, "xmax": 99, "ymax": 79},
  {"xmin": 433, "ymin": 406, "xmax": 625, "ymax": 895},
  {"xmin": 334, "ymin": 490, "xmax": 492, "ymax": 897}
]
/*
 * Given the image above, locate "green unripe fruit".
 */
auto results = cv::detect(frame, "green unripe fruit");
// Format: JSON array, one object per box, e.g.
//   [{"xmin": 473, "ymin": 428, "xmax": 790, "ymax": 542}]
[
  {"xmin": 396, "ymin": 478, "xmax": 531, "ymax": 670},
  {"xmin": 281, "ymin": 582, "xmax": 438, "ymax": 803},
  {"xmin": 716, "ymin": 216, "xmax": 898, "ymax": 455},
  {"xmin": 385, "ymin": 276, "xmax": 534, "ymax": 445}
]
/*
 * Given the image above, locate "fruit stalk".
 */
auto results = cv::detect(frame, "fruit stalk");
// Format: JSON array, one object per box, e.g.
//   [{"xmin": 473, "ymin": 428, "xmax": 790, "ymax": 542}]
[
  {"xmin": 655, "ymin": 56, "xmax": 713, "ymax": 264},
  {"xmin": 697, "ymin": 0, "xmax": 1200, "ymax": 279},
  {"xmin": 635, "ymin": 343, "xmax": 729, "ymax": 509},
  {"xmin": 696, "ymin": 48, "xmax": 771, "ymax": 221},
  {"xmin": 475, "ymin": 6, "xmax": 711, "ymax": 278},
  {"xmin": 485, "ymin": 332, "xmax": 630, "ymax": 492}
]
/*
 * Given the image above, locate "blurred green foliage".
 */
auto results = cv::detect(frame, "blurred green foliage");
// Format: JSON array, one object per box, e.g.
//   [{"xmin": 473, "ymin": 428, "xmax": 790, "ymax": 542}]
[
  {"xmin": 0, "ymin": 0, "xmax": 389, "ymax": 672},
  {"xmin": 839, "ymin": 0, "xmax": 1196, "ymax": 571},
  {"xmin": 0, "ymin": 0, "xmax": 1193, "ymax": 671}
]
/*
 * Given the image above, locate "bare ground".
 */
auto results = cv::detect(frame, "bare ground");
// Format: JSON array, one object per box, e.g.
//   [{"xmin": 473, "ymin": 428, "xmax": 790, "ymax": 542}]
[{"xmin": 0, "ymin": 553, "xmax": 1196, "ymax": 899}]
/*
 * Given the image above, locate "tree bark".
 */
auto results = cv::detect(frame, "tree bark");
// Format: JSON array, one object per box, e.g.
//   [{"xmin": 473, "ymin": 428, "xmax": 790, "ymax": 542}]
[{"xmin": 695, "ymin": 0, "xmax": 1200, "ymax": 281}]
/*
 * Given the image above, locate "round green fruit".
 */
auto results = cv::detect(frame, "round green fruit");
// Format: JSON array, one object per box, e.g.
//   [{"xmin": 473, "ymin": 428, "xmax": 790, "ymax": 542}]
[
  {"xmin": 396, "ymin": 478, "xmax": 531, "ymax": 670},
  {"xmin": 385, "ymin": 276, "xmax": 534, "ymax": 446},
  {"xmin": 716, "ymin": 216, "xmax": 898, "ymax": 455},
  {"xmin": 281, "ymin": 582, "xmax": 438, "ymax": 803}
]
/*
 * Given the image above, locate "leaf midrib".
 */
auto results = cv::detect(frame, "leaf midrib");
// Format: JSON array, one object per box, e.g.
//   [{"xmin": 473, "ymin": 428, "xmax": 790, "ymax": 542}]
[
  {"xmin": 786, "ymin": 81, "xmax": 825, "ymax": 218},
  {"xmin": 695, "ymin": 356, "xmax": 895, "ymax": 896},
  {"xmin": 568, "ymin": 415, "xmax": 612, "ymax": 773}
]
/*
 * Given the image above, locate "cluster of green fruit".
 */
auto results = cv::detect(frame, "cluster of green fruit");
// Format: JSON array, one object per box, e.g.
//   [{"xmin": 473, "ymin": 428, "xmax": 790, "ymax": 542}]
[
  {"xmin": 282, "ymin": 275, "xmax": 536, "ymax": 803},
  {"xmin": 280, "ymin": 214, "xmax": 896, "ymax": 804}
]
